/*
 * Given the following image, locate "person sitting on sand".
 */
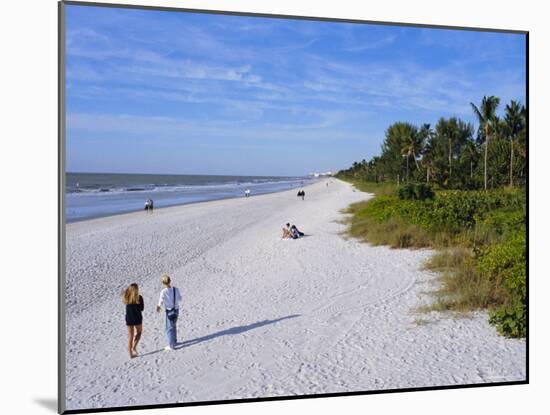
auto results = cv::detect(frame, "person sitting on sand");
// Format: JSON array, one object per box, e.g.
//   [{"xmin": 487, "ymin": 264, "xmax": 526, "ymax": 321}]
[
  {"xmin": 156, "ymin": 275, "xmax": 182, "ymax": 351},
  {"xmin": 123, "ymin": 283, "xmax": 144, "ymax": 359},
  {"xmin": 290, "ymin": 226, "xmax": 300, "ymax": 239},
  {"xmin": 282, "ymin": 226, "xmax": 294, "ymax": 239},
  {"xmin": 284, "ymin": 223, "xmax": 299, "ymax": 239},
  {"xmin": 291, "ymin": 224, "xmax": 305, "ymax": 237}
]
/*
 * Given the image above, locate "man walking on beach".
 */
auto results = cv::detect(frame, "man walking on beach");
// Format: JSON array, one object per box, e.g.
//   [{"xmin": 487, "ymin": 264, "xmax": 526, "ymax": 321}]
[{"xmin": 156, "ymin": 275, "xmax": 182, "ymax": 350}]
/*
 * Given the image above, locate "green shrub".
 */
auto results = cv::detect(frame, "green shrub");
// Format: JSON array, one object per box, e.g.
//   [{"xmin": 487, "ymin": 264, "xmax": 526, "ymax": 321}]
[
  {"xmin": 476, "ymin": 209, "xmax": 526, "ymax": 238},
  {"xmin": 489, "ymin": 300, "xmax": 526, "ymax": 338},
  {"xmin": 365, "ymin": 188, "xmax": 525, "ymax": 235},
  {"xmin": 397, "ymin": 183, "xmax": 435, "ymax": 201},
  {"xmin": 397, "ymin": 183, "xmax": 416, "ymax": 200},
  {"xmin": 478, "ymin": 232, "xmax": 526, "ymax": 298},
  {"xmin": 414, "ymin": 183, "xmax": 435, "ymax": 200},
  {"xmin": 478, "ymin": 232, "xmax": 526, "ymax": 337}
]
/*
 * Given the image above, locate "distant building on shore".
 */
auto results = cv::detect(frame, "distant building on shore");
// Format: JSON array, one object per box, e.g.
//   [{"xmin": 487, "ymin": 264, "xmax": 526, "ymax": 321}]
[{"xmin": 308, "ymin": 171, "xmax": 334, "ymax": 178}]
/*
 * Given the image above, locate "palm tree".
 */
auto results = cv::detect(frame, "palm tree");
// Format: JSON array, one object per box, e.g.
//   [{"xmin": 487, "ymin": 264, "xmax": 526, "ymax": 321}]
[
  {"xmin": 383, "ymin": 122, "xmax": 420, "ymax": 183},
  {"xmin": 462, "ymin": 139, "xmax": 478, "ymax": 180},
  {"xmin": 370, "ymin": 156, "xmax": 381, "ymax": 182},
  {"xmin": 422, "ymin": 138, "xmax": 435, "ymax": 183},
  {"xmin": 442, "ymin": 120, "xmax": 456, "ymax": 182},
  {"xmin": 400, "ymin": 124, "xmax": 424, "ymax": 182},
  {"xmin": 351, "ymin": 161, "xmax": 359, "ymax": 178},
  {"xmin": 417, "ymin": 123, "xmax": 432, "ymax": 183},
  {"xmin": 471, "ymin": 96, "xmax": 500, "ymax": 190},
  {"xmin": 504, "ymin": 100, "xmax": 525, "ymax": 187}
]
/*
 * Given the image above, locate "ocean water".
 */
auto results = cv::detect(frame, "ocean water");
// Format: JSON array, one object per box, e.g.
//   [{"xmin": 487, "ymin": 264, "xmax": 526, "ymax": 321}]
[{"xmin": 65, "ymin": 173, "xmax": 314, "ymax": 222}]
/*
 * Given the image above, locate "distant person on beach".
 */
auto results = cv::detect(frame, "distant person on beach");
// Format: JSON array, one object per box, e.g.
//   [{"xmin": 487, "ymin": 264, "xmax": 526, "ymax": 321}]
[
  {"xmin": 144, "ymin": 198, "xmax": 154, "ymax": 211},
  {"xmin": 156, "ymin": 275, "xmax": 182, "ymax": 351},
  {"xmin": 282, "ymin": 223, "xmax": 303, "ymax": 239},
  {"xmin": 123, "ymin": 283, "xmax": 144, "ymax": 359},
  {"xmin": 296, "ymin": 190, "xmax": 305, "ymax": 200},
  {"xmin": 245, "ymin": 189, "xmax": 251, "ymax": 197},
  {"xmin": 282, "ymin": 223, "xmax": 294, "ymax": 239},
  {"xmin": 282, "ymin": 227, "xmax": 293, "ymax": 239},
  {"xmin": 301, "ymin": 190, "xmax": 305, "ymax": 200}
]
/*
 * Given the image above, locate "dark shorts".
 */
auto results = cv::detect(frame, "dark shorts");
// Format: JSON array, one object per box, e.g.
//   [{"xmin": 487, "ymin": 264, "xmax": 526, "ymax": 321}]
[{"xmin": 125, "ymin": 317, "xmax": 143, "ymax": 326}]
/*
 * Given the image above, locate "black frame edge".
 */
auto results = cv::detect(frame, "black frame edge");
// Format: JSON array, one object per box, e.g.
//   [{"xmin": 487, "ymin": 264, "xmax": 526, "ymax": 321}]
[
  {"xmin": 58, "ymin": 1, "xmax": 67, "ymax": 414},
  {"xmin": 62, "ymin": 0, "xmax": 528, "ymax": 35},
  {"xmin": 525, "ymin": 31, "xmax": 530, "ymax": 385},
  {"xmin": 62, "ymin": 381, "xmax": 528, "ymax": 414}
]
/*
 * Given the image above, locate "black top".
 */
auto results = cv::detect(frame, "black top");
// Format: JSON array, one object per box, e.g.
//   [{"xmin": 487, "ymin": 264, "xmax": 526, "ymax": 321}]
[{"xmin": 125, "ymin": 295, "xmax": 144, "ymax": 326}]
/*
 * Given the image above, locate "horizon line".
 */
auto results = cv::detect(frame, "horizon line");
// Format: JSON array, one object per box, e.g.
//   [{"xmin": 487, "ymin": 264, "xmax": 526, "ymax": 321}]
[{"xmin": 66, "ymin": 171, "xmax": 326, "ymax": 177}]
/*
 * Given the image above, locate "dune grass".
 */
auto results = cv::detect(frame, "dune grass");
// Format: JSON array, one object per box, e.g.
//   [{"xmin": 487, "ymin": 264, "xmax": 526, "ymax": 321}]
[
  {"xmin": 346, "ymin": 180, "xmax": 397, "ymax": 197},
  {"xmin": 424, "ymin": 248, "xmax": 507, "ymax": 311}
]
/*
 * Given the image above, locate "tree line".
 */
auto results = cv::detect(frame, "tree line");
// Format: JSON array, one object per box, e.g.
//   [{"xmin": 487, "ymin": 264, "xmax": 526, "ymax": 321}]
[{"xmin": 337, "ymin": 96, "xmax": 527, "ymax": 190}]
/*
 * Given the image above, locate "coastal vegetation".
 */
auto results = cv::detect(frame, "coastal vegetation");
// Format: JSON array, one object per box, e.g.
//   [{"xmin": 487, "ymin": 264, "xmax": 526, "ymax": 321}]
[{"xmin": 337, "ymin": 96, "xmax": 527, "ymax": 338}]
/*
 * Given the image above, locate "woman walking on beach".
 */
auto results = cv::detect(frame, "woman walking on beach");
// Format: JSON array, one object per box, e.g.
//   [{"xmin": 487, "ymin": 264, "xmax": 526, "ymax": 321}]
[
  {"xmin": 123, "ymin": 283, "xmax": 144, "ymax": 359},
  {"xmin": 156, "ymin": 275, "xmax": 182, "ymax": 351}
]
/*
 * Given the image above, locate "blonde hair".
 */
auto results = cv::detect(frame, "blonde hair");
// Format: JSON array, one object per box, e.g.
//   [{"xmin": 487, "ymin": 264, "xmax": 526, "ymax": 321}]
[
  {"xmin": 161, "ymin": 274, "xmax": 171, "ymax": 286},
  {"xmin": 123, "ymin": 283, "xmax": 140, "ymax": 305}
]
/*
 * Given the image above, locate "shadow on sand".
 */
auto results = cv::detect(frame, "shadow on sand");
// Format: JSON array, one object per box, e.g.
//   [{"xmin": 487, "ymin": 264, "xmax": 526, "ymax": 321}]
[
  {"xmin": 282, "ymin": 234, "xmax": 311, "ymax": 240},
  {"xmin": 34, "ymin": 398, "xmax": 57, "ymax": 412},
  {"xmin": 176, "ymin": 314, "xmax": 300, "ymax": 349},
  {"xmin": 139, "ymin": 314, "xmax": 300, "ymax": 357}
]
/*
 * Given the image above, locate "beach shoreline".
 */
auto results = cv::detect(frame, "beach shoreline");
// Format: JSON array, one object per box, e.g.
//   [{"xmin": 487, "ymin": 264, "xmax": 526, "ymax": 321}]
[
  {"xmin": 64, "ymin": 178, "xmax": 525, "ymax": 410},
  {"xmin": 66, "ymin": 177, "xmax": 323, "ymax": 224}
]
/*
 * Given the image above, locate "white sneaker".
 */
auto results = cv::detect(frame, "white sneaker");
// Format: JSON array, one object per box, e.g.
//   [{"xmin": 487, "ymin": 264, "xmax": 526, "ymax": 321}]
[{"xmin": 164, "ymin": 346, "xmax": 174, "ymax": 351}]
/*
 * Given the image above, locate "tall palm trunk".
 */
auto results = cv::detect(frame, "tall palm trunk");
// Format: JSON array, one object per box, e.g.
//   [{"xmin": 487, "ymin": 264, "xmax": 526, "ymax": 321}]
[
  {"xmin": 448, "ymin": 137, "xmax": 452, "ymax": 183},
  {"xmin": 510, "ymin": 138, "xmax": 514, "ymax": 187},
  {"xmin": 484, "ymin": 124, "xmax": 489, "ymax": 191}
]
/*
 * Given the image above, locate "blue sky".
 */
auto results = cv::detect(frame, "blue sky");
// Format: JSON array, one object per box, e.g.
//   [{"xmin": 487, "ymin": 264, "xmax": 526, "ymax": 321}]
[{"xmin": 65, "ymin": 5, "xmax": 526, "ymax": 176}]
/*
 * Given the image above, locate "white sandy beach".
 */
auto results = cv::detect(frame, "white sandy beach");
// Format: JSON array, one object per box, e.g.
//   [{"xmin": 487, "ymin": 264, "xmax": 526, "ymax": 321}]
[{"xmin": 64, "ymin": 179, "xmax": 526, "ymax": 410}]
